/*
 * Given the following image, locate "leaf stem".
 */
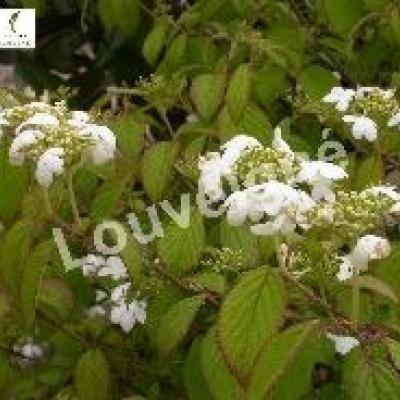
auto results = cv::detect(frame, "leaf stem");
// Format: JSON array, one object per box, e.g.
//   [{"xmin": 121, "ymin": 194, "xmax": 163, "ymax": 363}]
[
  {"xmin": 352, "ymin": 275, "xmax": 360, "ymax": 330},
  {"xmin": 67, "ymin": 166, "xmax": 82, "ymax": 228}
]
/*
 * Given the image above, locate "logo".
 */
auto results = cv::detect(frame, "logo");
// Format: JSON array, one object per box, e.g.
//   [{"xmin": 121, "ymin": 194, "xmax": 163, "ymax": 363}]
[{"xmin": 0, "ymin": 9, "xmax": 35, "ymax": 49}]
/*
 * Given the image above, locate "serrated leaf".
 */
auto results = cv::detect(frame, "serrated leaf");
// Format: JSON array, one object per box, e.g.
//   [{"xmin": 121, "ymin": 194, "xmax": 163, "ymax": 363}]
[
  {"xmin": 386, "ymin": 338, "xmax": 400, "ymax": 370},
  {"xmin": 158, "ymin": 34, "xmax": 187, "ymax": 75},
  {"xmin": 201, "ymin": 328, "xmax": 244, "ymax": 400},
  {"xmin": 352, "ymin": 155, "xmax": 383, "ymax": 191},
  {"xmin": 299, "ymin": 65, "xmax": 339, "ymax": 100},
  {"xmin": 219, "ymin": 220, "xmax": 260, "ymax": 268},
  {"xmin": 121, "ymin": 235, "xmax": 145, "ymax": 284},
  {"xmin": 226, "ymin": 64, "xmax": 251, "ymax": 123},
  {"xmin": 157, "ymin": 211, "xmax": 205, "ymax": 276},
  {"xmin": 247, "ymin": 321, "xmax": 319, "ymax": 400},
  {"xmin": 113, "ymin": 113, "xmax": 144, "ymax": 163},
  {"xmin": 20, "ymin": 240, "xmax": 55, "ymax": 327},
  {"xmin": 343, "ymin": 350, "xmax": 400, "ymax": 399},
  {"xmin": 143, "ymin": 17, "xmax": 171, "ymax": 66},
  {"xmin": 0, "ymin": 221, "xmax": 32, "ymax": 301},
  {"xmin": 350, "ymin": 275, "xmax": 398, "ymax": 303},
  {"xmin": 75, "ymin": 349, "xmax": 111, "ymax": 400},
  {"xmin": 218, "ymin": 267, "xmax": 285, "ymax": 382},
  {"xmin": 238, "ymin": 104, "xmax": 273, "ymax": 145},
  {"xmin": 0, "ymin": 144, "xmax": 30, "ymax": 224},
  {"xmin": 89, "ymin": 180, "xmax": 125, "ymax": 223},
  {"xmin": 38, "ymin": 278, "xmax": 75, "ymax": 321},
  {"xmin": 253, "ymin": 64, "xmax": 289, "ymax": 107},
  {"xmin": 183, "ymin": 339, "xmax": 212, "ymax": 400},
  {"xmin": 188, "ymin": 272, "xmax": 226, "ymax": 296},
  {"xmin": 323, "ymin": 0, "xmax": 366, "ymax": 38},
  {"xmin": 142, "ymin": 141, "xmax": 178, "ymax": 202},
  {"xmin": 98, "ymin": 0, "xmax": 140, "ymax": 36},
  {"xmin": 157, "ymin": 295, "xmax": 204, "ymax": 357},
  {"xmin": 190, "ymin": 73, "xmax": 226, "ymax": 121}
]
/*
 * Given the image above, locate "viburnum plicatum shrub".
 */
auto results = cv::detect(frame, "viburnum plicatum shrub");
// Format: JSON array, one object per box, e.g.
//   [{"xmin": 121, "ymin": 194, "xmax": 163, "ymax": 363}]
[{"xmin": 2, "ymin": 1, "xmax": 400, "ymax": 400}]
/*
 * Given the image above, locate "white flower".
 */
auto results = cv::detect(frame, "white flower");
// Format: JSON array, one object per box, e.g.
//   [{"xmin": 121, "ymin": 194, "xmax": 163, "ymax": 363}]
[
  {"xmin": 68, "ymin": 111, "xmax": 90, "ymax": 128},
  {"xmin": 355, "ymin": 86, "xmax": 394, "ymax": 100},
  {"xmin": 16, "ymin": 112, "xmax": 59, "ymax": 134},
  {"xmin": 111, "ymin": 282, "xmax": 131, "ymax": 303},
  {"xmin": 220, "ymin": 135, "xmax": 261, "ymax": 176},
  {"xmin": 95, "ymin": 290, "xmax": 108, "ymax": 302},
  {"xmin": 323, "ymin": 87, "xmax": 355, "ymax": 112},
  {"xmin": 336, "ymin": 256, "xmax": 354, "ymax": 282},
  {"xmin": 80, "ymin": 124, "xmax": 116, "ymax": 164},
  {"xmin": 110, "ymin": 300, "xmax": 147, "ymax": 332},
  {"xmin": 388, "ymin": 112, "xmax": 400, "ymax": 128},
  {"xmin": 98, "ymin": 256, "xmax": 128, "ymax": 280},
  {"xmin": 364, "ymin": 186, "xmax": 400, "ymax": 201},
  {"xmin": 342, "ymin": 115, "xmax": 377, "ymax": 141},
  {"xmin": 297, "ymin": 161, "xmax": 347, "ymax": 201},
  {"xmin": 35, "ymin": 147, "xmax": 65, "ymax": 187},
  {"xmin": 337, "ymin": 235, "xmax": 390, "ymax": 281},
  {"xmin": 9, "ymin": 129, "xmax": 43, "ymax": 165},
  {"xmin": 198, "ymin": 153, "xmax": 225, "ymax": 201},
  {"xmin": 87, "ymin": 305, "xmax": 107, "ymax": 318},
  {"xmin": 326, "ymin": 333, "xmax": 359, "ymax": 355},
  {"xmin": 351, "ymin": 235, "xmax": 390, "ymax": 272},
  {"xmin": 80, "ymin": 254, "xmax": 105, "ymax": 276},
  {"xmin": 272, "ymin": 126, "xmax": 293, "ymax": 155},
  {"xmin": 225, "ymin": 181, "xmax": 315, "ymax": 235},
  {"xmin": 0, "ymin": 111, "xmax": 8, "ymax": 141}
]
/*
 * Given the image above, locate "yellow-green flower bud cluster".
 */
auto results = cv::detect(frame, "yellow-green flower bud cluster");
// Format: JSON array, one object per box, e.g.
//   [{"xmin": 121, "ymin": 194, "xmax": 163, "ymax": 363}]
[
  {"xmin": 4, "ymin": 101, "xmax": 68, "ymax": 130},
  {"xmin": 352, "ymin": 89, "xmax": 398, "ymax": 122},
  {"xmin": 26, "ymin": 125, "xmax": 92, "ymax": 165},
  {"xmin": 309, "ymin": 190, "xmax": 393, "ymax": 238},
  {"xmin": 201, "ymin": 248, "xmax": 244, "ymax": 273},
  {"xmin": 233, "ymin": 146, "xmax": 301, "ymax": 186}
]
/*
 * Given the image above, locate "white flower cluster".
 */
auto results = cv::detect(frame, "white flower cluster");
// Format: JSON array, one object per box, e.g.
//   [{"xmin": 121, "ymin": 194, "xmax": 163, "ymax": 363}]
[
  {"xmin": 323, "ymin": 86, "xmax": 400, "ymax": 142},
  {"xmin": 1, "ymin": 101, "xmax": 116, "ymax": 187},
  {"xmin": 198, "ymin": 129, "xmax": 348, "ymax": 236},
  {"xmin": 13, "ymin": 338, "xmax": 47, "ymax": 368},
  {"xmin": 337, "ymin": 235, "xmax": 391, "ymax": 281},
  {"xmin": 80, "ymin": 254, "xmax": 146, "ymax": 333}
]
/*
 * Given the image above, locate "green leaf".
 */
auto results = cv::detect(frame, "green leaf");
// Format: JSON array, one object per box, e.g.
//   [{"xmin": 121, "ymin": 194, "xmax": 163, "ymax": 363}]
[
  {"xmin": 190, "ymin": 73, "xmax": 226, "ymax": 121},
  {"xmin": 0, "ymin": 351, "xmax": 13, "ymax": 398},
  {"xmin": 183, "ymin": 339, "xmax": 212, "ymax": 400},
  {"xmin": 75, "ymin": 349, "xmax": 111, "ymax": 400},
  {"xmin": 323, "ymin": 0, "xmax": 365, "ymax": 38},
  {"xmin": 97, "ymin": 0, "xmax": 140, "ymax": 36},
  {"xmin": 158, "ymin": 34, "xmax": 188, "ymax": 75},
  {"xmin": 299, "ymin": 65, "xmax": 339, "ymax": 100},
  {"xmin": 157, "ymin": 211, "xmax": 205, "ymax": 276},
  {"xmin": 218, "ymin": 267, "xmax": 285, "ymax": 382},
  {"xmin": 38, "ymin": 278, "xmax": 75, "ymax": 321},
  {"xmin": 0, "ymin": 220, "xmax": 32, "ymax": 301},
  {"xmin": 113, "ymin": 113, "xmax": 144, "ymax": 163},
  {"xmin": 226, "ymin": 64, "xmax": 251, "ymax": 123},
  {"xmin": 350, "ymin": 275, "xmax": 398, "ymax": 303},
  {"xmin": 121, "ymin": 235, "xmax": 145, "ymax": 284},
  {"xmin": 188, "ymin": 272, "xmax": 226, "ymax": 296},
  {"xmin": 201, "ymin": 328, "xmax": 244, "ymax": 400},
  {"xmin": 89, "ymin": 180, "xmax": 125, "ymax": 223},
  {"xmin": 157, "ymin": 295, "xmax": 204, "ymax": 357},
  {"xmin": 351, "ymin": 155, "xmax": 383, "ymax": 191},
  {"xmin": 20, "ymin": 240, "xmax": 55, "ymax": 327},
  {"xmin": 219, "ymin": 220, "xmax": 260, "ymax": 268},
  {"xmin": 0, "ymin": 144, "xmax": 30, "ymax": 224},
  {"xmin": 253, "ymin": 64, "xmax": 289, "ymax": 107},
  {"xmin": 238, "ymin": 104, "xmax": 273, "ymax": 145},
  {"xmin": 143, "ymin": 17, "xmax": 171, "ymax": 66},
  {"xmin": 142, "ymin": 141, "xmax": 178, "ymax": 202},
  {"xmin": 247, "ymin": 321, "xmax": 319, "ymax": 400},
  {"xmin": 343, "ymin": 350, "xmax": 400, "ymax": 399},
  {"xmin": 386, "ymin": 338, "xmax": 400, "ymax": 370}
]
